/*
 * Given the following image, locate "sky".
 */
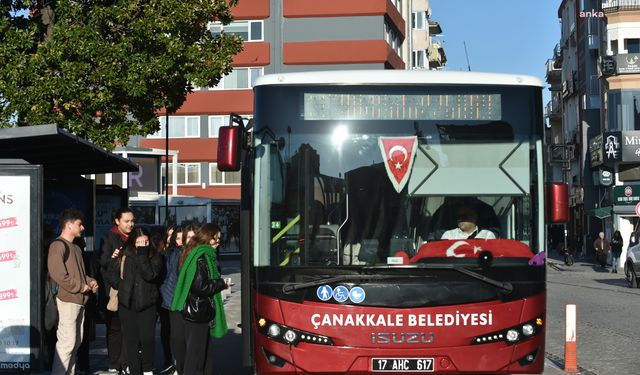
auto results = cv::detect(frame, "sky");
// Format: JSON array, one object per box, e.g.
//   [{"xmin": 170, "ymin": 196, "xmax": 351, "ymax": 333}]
[{"xmin": 430, "ymin": 0, "xmax": 561, "ymax": 103}]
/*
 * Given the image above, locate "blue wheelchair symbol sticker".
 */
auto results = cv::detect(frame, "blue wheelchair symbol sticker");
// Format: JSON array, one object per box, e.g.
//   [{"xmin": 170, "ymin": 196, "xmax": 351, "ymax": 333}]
[
  {"xmin": 333, "ymin": 286, "xmax": 349, "ymax": 303},
  {"xmin": 317, "ymin": 285, "xmax": 333, "ymax": 301},
  {"xmin": 348, "ymin": 287, "xmax": 366, "ymax": 303}
]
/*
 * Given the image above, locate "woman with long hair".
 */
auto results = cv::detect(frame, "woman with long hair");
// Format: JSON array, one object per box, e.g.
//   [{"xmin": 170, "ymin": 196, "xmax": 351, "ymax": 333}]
[
  {"xmin": 108, "ymin": 227, "xmax": 163, "ymax": 375},
  {"xmin": 159, "ymin": 225, "xmax": 184, "ymax": 374},
  {"xmin": 171, "ymin": 223, "xmax": 229, "ymax": 375},
  {"xmin": 611, "ymin": 230, "xmax": 624, "ymax": 273},
  {"xmin": 156, "ymin": 225, "xmax": 174, "ymax": 373}
]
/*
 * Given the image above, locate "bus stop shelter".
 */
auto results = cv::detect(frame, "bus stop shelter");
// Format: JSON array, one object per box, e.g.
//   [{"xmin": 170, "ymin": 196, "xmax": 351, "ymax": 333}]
[{"xmin": 0, "ymin": 124, "xmax": 138, "ymax": 372}]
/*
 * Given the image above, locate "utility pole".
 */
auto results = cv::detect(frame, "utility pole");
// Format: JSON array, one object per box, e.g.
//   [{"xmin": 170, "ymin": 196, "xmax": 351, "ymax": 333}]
[{"xmin": 463, "ymin": 41, "xmax": 471, "ymax": 71}]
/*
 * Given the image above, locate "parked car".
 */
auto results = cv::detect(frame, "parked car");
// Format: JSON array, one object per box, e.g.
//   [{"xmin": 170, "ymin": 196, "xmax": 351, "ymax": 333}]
[{"xmin": 624, "ymin": 243, "xmax": 640, "ymax": 288}]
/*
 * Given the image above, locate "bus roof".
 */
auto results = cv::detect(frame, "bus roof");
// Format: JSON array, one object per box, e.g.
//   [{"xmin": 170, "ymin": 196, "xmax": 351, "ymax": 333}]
[{"xmin": 254, "ymin": 70, "xmax": 544, "ymax": 88}]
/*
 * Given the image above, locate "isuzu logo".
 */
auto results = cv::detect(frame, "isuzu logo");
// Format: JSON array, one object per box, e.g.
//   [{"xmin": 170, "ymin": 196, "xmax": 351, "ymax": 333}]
[{"xmin": 371, "ymin": 332, "xmax": 434, "ymax": 344}]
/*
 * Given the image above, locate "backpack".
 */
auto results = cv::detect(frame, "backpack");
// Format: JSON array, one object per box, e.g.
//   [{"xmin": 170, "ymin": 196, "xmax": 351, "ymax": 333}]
[{"xmin": 44, "ymin": 239, "xmax": 70, "ymax": 331}]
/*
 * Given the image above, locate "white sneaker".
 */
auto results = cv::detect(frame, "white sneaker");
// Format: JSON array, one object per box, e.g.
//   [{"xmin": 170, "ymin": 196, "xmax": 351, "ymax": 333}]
[
  {"xmin": 143, "ymin": 372, "xmax": 154, "ymax": 375},
  {"xmin": 107, "ymin": 369, "xmax": 119, "ymax": 374}
]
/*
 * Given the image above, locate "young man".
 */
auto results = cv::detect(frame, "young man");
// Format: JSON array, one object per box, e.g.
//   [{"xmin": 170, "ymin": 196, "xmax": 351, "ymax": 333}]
[
  {"xmin": 99, "ymin": 208, "xmax": 135, "ymax": 374},
  {"xmin": 48, "ymin": 208, "xmax": 98, "ymax": 375}
]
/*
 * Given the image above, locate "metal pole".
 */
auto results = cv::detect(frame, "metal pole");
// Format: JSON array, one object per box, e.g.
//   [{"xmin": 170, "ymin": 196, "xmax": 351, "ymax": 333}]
[{"xmin": 165, "ymin": 112, "xmax": 169, "ymax": 226}]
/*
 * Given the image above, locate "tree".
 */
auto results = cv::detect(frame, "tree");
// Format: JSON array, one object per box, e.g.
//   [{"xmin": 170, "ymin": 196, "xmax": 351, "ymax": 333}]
[{"xmin": 0, "ymin": 0, "xmax": 243, "ymax": 149}]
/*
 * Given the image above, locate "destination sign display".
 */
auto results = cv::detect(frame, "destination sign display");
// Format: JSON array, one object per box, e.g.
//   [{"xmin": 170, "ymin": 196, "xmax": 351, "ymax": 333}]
[{"xmin": 304, "ymin": 93, "xmax": 501, "ymax": 121}]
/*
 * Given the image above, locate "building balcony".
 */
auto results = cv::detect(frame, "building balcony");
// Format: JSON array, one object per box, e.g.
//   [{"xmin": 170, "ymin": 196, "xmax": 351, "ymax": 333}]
[
  {"xmin": 554, "ymin": 43, "xmax": 563, "ymax": 66},
  {"xmin": 428, "ymin": 42, "xmax": 446, "ymax": 69},
  {"xmin": 546, "ymin": 59, "xmax": 561, "ymax": 83},
  {"xmin": 602, "ymin": 0, "xmax": 640, "ymax": 13},
  {"xmin": 428, "ymin": 20, "xmax": 442, "ymax": 35},
  {"xmin": 546, "ymin": 97, "xmax": 561, "ymax": 119}
]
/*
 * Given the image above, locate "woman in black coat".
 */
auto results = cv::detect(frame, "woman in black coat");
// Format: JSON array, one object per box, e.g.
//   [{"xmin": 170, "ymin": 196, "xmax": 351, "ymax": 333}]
[{"xmin": 109, "ymin": 227, "xmax": 163, "ymax": 375}]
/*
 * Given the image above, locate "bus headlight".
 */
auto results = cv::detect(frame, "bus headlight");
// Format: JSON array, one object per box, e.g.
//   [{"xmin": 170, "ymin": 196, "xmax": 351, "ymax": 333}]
[
  {"xmin": 471, "ymin": 315, "xmax": 543, "ymax": 346},
  {"xmin": 522, "ymin": 324, "xmax": 535, "ymax": 336},
  {"xmin": 257, "ymin": 317, "xmax": 334, "ymax": 346},
  {"xmin": 506, "ymin": 329, "xmax": 519, "ymax": 342},
  {"xmin": 283, "ymin": 330, "xmax": 297, "ymax": 343},
  {"xmin": 267, "ymin": 324, "xmax": 281, "ymax": 338}
]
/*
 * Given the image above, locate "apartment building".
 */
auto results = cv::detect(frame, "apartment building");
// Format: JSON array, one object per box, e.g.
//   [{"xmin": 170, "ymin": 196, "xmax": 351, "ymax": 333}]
[
  {"xmin": 113, "ymin": 0, "xmax": 445, "ymax": 228},
  {"xmin": 546, "ymin": 0, "xmax": 603, "ymax": 254},
  {"xmin": 597, "ymin": 0, "xmax": 640, "ymax": 262},
  {"xmin": 548, "ymin": 0, "xmax": 640, "ymax": 263}
]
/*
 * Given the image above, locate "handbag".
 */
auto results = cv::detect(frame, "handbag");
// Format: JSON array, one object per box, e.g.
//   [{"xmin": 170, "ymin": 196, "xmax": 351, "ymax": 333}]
[{"xmin": 106, "ymin": 255, "xmax": 126, "ymax": 312}]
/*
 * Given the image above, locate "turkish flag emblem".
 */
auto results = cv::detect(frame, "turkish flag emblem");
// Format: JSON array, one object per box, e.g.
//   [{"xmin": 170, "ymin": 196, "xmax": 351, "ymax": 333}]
[{"xmin": 378, "ymin": 136, "xmax": 418, "ymax": 193}]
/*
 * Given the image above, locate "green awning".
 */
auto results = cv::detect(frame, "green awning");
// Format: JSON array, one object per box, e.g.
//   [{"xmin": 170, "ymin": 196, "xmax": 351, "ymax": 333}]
[{"xmin": 588, "ymin": 206, "xmax": 612, "ymax": 219}]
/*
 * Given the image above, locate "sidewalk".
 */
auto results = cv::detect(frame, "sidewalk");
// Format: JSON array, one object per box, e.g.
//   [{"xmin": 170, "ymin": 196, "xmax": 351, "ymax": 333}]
[{"xmin": 547, "ymin": 250, "xmax": 626, "ymax": 280}]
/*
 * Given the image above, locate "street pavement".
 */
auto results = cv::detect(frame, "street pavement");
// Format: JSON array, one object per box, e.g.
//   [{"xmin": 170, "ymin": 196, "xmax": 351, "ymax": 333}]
[
  {"xmin": 36, "ymin": 256, "xmax": 571, "ymax": 375},
  {"xmin": 545, "ymin": 250, "xmax": 640, "ymax": 375}
]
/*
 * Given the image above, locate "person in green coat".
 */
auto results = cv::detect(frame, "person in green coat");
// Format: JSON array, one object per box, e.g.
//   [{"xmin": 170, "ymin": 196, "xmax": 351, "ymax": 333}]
[{"xmin": 171, "ymin": 223, "xmax": 229, "ymax": 375}]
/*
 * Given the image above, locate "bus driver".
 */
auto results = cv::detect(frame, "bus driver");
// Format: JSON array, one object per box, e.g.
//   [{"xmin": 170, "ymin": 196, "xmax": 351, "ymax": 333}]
[{"xmin": 441, "ymin": 205, "xmax": 497, "ymax": 240}]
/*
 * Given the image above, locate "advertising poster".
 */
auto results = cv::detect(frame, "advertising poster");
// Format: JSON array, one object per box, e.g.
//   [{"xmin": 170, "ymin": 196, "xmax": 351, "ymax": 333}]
[{"xmin": 0, "ymin": 175, "xmax": 31, "ymax": 370}]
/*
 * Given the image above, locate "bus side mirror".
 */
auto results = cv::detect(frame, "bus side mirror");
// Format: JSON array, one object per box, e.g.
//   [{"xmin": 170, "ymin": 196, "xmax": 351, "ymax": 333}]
[
  {"xmin": 217, "ymin": 125, "xmax": 242, "ymax": 171},
  {"xmin": 218, "ymin": 113, "xmax": 251, "ymax": 172},
  {"xmin": 548, "ymin": 182, "xmax": 569, "ymax": 223}
]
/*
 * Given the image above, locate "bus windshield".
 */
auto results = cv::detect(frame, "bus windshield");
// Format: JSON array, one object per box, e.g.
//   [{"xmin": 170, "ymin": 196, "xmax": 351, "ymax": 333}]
[{"xmin": 252, "ymin": 84, "xmax": 542, "ymax": 268}]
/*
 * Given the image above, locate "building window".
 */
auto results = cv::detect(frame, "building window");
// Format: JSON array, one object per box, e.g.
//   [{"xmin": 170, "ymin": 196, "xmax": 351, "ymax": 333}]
[
  {"xmin": 209, "ymin": 115, "xmax": 252, "ymax": 138},
  {"xmin": 390, "ymin": 0, "xmax": 402, "ymax": 13},
  {"xmin": 208, "ymin": 20, "xmax": 264, "ymax": 42},
  {"xmin": 209, "ymin": 115, "xmax": 229, "ymax": 138},
  {"xmin": 412, "ymin": 11, "xmax": 427, "ymax": 29},
  {"xmin": 210, "ymin": 67, "xmax": 264, "ymax": 90},
  {"xmin": 607, "ymin": 90, "xmax": 640, "ymax": 131},
  {"xmin": 384, "ymin": 21, "xmax": 402, "ymax": 57},
  {"xmin": 161, "ymin": 163, "xmax": 201, "ymax": 185},
  {"xmin": 412, "ymin": 50, "xmax": 426, "ymax": 69},
  {"xmin": 149, "ymin": 116, "xmax": 200, "ymax": 138},
  {"xmin": 626, "ymin": 38, "xmax": 640, "ymax": 53},
  {"xmin": 209, "ymin": 163, "xmax": 241, "ymax": 185}
]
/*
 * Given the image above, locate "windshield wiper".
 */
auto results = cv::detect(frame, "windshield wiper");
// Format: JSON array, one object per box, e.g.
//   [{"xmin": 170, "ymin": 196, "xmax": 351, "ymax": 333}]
[
  {"xmin": 451, "ymin": 266, "xmax": 513, "ymax": 293},
  {"xmin": 282, "ymin": 274, "xmax": 398, "ymax": 294},
  {"xmin": 281, "ymin": 265, "xmax": 513, "ymax": 294},
  {"xmin": 364, "ymin": 264, "xmax": 513, "ymax": 293}
]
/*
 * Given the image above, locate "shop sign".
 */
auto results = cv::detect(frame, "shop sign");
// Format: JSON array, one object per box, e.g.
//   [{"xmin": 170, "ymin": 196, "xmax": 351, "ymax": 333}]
[
  {"xmin": 599, "ymin": 170, "xmax": 613, "ymax": 186},
  {"xmin": 615, "ymin": 53, "xmax": 640, "ymax": 74},
  {"xmin": 602, "ymin": 131, "xmax": 640, "ymax": 165},
  {"xmin": 590, "ymin": 133, "xmax": 604, "ymax": 167},
  {"xmin": 613, "ymin": 185, "xmax": 640, "ymax": 205},
  {"xmin": 603, "ymin": 132, "xmax": 622, "ymax": 164}
]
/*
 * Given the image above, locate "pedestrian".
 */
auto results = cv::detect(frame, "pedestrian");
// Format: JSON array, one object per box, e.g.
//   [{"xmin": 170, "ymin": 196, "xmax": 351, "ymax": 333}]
[
  {"xmin": 99, "ymin": 208, "xmax": 135, "ymax": 374},
  {"xmin": 158, "ymin": 225, "xmax": 181, "ymax": 374},
  {"xmin": 593, "ymin": 231, "xmax": 611, "ymax": 269},
  {"xmin": 47, "ymin": 208, "xmax": 98, "ymax": 375},
  {"xmin": 147, "ymin": 228, "xmax": 171, "ymax": 374},
  {"xmin": 106, "ymin": 227, "xmax": 163, "ymax": 375},
  {"xmin": 610, "ymin": 230, "xmax": 623, "ymax": 273},
  {"xmin": 171, "ymin": 223, "xmax": 230, "ymax": 375}
]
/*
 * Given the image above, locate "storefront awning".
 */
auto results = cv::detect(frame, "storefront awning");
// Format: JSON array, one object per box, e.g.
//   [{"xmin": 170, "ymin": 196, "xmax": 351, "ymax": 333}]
[{"xmin": 588, "ymin": 206, "xmax": 612, "ymax": 219}]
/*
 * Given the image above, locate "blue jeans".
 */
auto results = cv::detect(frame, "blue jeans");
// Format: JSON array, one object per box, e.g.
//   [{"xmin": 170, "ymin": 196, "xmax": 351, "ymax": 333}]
[{"xmin": 611, "ymin": 254, "xmax": 620, "ymax": 270}]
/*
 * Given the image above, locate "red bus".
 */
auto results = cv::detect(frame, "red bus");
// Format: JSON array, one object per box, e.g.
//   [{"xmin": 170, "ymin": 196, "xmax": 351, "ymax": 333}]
[{"xmin": 220, "ymin": 70, "xmax": 547, "ymax": 374}]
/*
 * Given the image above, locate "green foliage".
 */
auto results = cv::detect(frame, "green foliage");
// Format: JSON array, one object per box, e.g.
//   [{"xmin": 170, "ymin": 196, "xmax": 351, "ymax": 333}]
[{"xmin": 0, "ymin": 0, "xmax": 243, "ymax": 149}]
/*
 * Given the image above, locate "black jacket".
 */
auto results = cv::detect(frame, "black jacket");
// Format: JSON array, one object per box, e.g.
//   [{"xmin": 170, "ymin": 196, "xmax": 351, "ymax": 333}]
[
  {"xmin": 183, "ymin": 256, "xmax": 226, "ymax": 323},
  {"xmin": 99, "ymin": 230, "xmax": 126, "ymax": 294},
  {"xmin": 109, "ymin": 248, "xmax": 163, "ymax": 312}
]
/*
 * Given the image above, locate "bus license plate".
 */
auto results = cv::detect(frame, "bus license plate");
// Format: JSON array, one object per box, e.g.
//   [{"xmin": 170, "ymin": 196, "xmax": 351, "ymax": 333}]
[{"xmin": 371, "ymin": 358, "xmax": 434, "ymax": 372}]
